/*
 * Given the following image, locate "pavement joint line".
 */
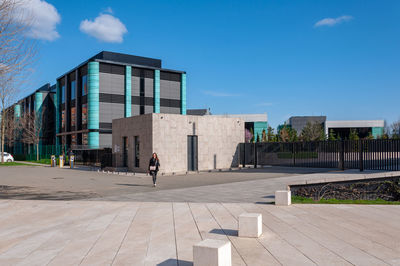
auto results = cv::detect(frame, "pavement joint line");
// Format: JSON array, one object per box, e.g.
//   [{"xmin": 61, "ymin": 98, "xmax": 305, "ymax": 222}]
[
  {"xmin": 110, "ymin": 202, "xmax": 142, "ymax": 266},
  {"xmin": 256, "ymin": 204, "xmax": 355, "ymax": 266},
  {"xmin": 278, "ymin": 205, "xmax": 386, "ymax": 265},
  {"xmin": 171, "ymin": 203, "xmax": 180, "ymax": 266},
  {"xmin": 222, "ymin": 203, "xmax": 284, "ymax": 266},
  {"xmin": 204, "ymin": 203, "xmax": 249, "ymax": 266}
]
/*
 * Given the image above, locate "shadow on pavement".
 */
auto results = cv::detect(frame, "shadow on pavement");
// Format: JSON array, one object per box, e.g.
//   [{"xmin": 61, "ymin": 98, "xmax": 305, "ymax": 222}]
[
  {"xmin": 0, "ymin": 185, "xmax": 98, "ymax": 200},
  {"xmin": 157, "ymin": 259, "xmax": 193, "ymax": 266},
  {"xmin": 209, "ymin": 228, "xmax": 238, "ymax": 236},
  {"xmin": 115, "ymin": 183, "xmax": 148, "ymax": 187}
]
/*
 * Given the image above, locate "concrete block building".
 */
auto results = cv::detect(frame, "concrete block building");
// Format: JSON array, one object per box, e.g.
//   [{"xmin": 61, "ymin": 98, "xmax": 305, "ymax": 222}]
[
  {"xmin": 55, "ymin": 51, "xmax": 187, "ymax": 149},
  {"xmin": 112, "ymin": 113, "xmax": 244, "ymax": 174}
]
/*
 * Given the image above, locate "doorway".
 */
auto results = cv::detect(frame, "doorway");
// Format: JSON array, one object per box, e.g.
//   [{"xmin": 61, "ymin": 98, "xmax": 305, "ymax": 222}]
[
  {"xmin": 187, "ymin": 135, "xmax": 198, "ymax": 171},
  {"xmin": 123, "ymin": 137, "xmax": 128, "ymax": 167}
]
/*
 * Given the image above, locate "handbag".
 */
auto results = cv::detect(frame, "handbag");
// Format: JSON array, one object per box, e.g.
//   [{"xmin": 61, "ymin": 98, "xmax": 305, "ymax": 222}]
[{"xmin": 150, "ymin": 166, "xmax": 156, "ymax": 171}]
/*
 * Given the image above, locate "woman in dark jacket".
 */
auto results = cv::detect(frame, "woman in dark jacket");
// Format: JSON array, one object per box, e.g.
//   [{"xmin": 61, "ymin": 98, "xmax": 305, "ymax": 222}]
[{"xmin": 148, "ymin": 153, "xmax": 160, "ymax": 187}]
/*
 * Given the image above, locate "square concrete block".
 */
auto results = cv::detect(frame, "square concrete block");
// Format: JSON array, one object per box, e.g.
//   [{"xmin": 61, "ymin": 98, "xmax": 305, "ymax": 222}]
[
  {"xmin": 193, "ymin": 239, "xmax": 232, "ymax": 266},
  {"xmin": 238, "ymin": 213, "xmax": 262, "ymax": 238},
  {"xmin": 275, "ymin": 190, "xmax": 291, "ymax": 206}
]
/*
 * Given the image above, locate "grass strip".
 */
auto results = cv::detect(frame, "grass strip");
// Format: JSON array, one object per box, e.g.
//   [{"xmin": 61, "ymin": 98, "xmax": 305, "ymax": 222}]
[
  {"xmin": 0, "ymin": 162, "xmax": 36, "ymax": 166},
  {"xmin": 292, "ymin": 196, "xmax": 400, "ymax": 205}
]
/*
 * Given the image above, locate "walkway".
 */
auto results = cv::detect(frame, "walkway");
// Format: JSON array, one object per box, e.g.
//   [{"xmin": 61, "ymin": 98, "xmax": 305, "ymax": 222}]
[{"xmin": 0, "ymin": 200, "xmax": 399, "ymax": 265}]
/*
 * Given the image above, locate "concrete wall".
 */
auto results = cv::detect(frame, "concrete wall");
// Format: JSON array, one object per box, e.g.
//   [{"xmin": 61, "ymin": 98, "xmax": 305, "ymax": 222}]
[
  {"xmin": 112, "ymin": 113, "xmax": 244, "ymax": 174},
  {"xmin": 113, "ymin": 114, "xmax": 153, "ymax": 171}
]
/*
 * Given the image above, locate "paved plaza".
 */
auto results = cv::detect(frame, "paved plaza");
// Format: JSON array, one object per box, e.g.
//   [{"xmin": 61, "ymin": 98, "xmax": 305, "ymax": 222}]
[
  {"xmin": 1, "ymin": 166, "xmax": 400, "ymax": 265},
  {"xmin": 1, "ymin": 200, "xmax": 400, "ymax": 265},
  {"xmin": 0, "ymin": 165, "xmax": 335, "ymax": 202}
]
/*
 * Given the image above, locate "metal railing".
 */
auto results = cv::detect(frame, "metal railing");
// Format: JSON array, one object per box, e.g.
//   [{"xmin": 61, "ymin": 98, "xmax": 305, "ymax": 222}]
[{"xmin": 240, "ymin": 139, "xmax": 400, "ymax": 171}]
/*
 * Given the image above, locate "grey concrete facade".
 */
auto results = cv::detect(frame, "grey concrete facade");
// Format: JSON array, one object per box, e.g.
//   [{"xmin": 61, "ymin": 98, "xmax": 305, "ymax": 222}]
[{"xmin": 112, "ymin": 113, "xmax": 244, "ymax": 174}]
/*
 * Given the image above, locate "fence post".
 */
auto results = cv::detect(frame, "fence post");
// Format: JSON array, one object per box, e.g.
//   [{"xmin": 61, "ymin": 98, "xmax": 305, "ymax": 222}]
[
  {"xmin": 359, "ymin": 139, "xmax": 364, "ymax": 172},
  {"xmin": 292, "ymin": 142, "xmax": 296, "ymax": 166},
  {"xmin": 242, "ymin": 143, "xmax": 246, "ymax": 168},
  {"xmin": 254, "ymin": 143, "xmax": 257, "ymax": 168},
  {"xmin": 339, "ymin": 140, "xmax": 345, "ymax": 170}
]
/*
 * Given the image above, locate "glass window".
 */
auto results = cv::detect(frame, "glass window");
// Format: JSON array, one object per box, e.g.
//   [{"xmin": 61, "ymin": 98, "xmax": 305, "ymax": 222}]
[
  {"xmin": 71, "ymin": 107, "xmax": 76, "ymax": 128},
  {"xmin": 61, "ymin": 85, "xmax": 65, "ymax": 103},
  {"xmin": 82, "ymin": 133, "xmax": 88, "ymax": 145},
  {"xmin": 61, "ymin": 110, "xmax": 65, "ymax": 131},
  {"xmin": 71, "ymin": 80, "xmax": 76, "ymax": 100},
  {"xmin": 71, "ymin": 134, "xmax": 77, "ymax": 145},
  {"xmin": 82, "ymin": 103, "xmax": 87, "ymax": 125},
  {"xmin": 82, "ymin": 75, "xmax": 87, "ymax": 96}
]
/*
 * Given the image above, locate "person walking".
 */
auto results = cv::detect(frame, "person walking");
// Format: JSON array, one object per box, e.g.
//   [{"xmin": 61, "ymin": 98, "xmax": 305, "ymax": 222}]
[{"xmin": 148, "ymin": 153, "xmax": 160, "ymax": 187}]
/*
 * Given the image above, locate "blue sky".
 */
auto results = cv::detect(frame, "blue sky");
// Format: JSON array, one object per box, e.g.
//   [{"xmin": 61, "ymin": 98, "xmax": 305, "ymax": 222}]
[{"xmin": 20, "ymin": 0, "xmax": 400, "ymax": 128}]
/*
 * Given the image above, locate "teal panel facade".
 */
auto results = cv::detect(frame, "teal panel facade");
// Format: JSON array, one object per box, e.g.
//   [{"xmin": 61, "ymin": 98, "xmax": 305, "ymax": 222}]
[
  {"xmin": 180, "ymin": 73, "xmax": 186, "ymax": 115},
  {"xmin": 55, "ymin": 82, "xmax": 60, "ymax": 146},
  {"xmin": 13, "ymin": 104, "xmax": 22, "ymax": 154},
  {"xmin": 125, "ymin": 66, "xmax": 132, "ymax": 117},
  {"xmin": 14, "ymin": 104, "xmax": 21, "ymax": 118},
  {"xmin": 35, "ymin": 92, "xmax": 44, "ymax": 143},
  {"xmin": 34, "ymin": 92, "xmax": 43, "ymax": 114},
  {"xmin": 154, "ymin": 70, "xmax": 160, "ymax": 113},
  {"xmin": 253, "ymin": 121, "xmax": 268, "ymax": 141},
  {"xmin": 372, "ymin": 127, "xmax": 384, "ymax": 139},
  {"xmin": 88, "ymin": 62, "xmax": 99, "ymax": 149}
]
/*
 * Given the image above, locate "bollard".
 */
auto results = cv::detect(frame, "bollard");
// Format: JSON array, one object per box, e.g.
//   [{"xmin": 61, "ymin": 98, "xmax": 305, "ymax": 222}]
[
  {"xmin": 239, "ymin": 213, "xmax": 262, "ymax": 238},
  {"xmin": 51, "ymin": 155, "xmax": 56, "ymax": 167},
  {"xmin": 193, "ymin": 239, "xmax": 232, "ymax": 266},
  {"xmin": 275, "ymin": 190, "xmax": 291, "ymax": 206},
  {"xmin": 59, "ymin": 155, "xmax": 64, "ymax": 168},
  {"xmin": 70, "ymin": 155, "xmax": 75, "ymax": 168}
]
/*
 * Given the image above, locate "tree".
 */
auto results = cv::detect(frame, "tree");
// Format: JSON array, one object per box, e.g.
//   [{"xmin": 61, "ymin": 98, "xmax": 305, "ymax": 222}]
[
  {"xmin": 0, "ymin": 0, "xmax": 36, "ymax": 162},
  {"xmin": 389, "ymin": 119, "xmax": 400, "ymax": 139},
  {"xmin": 279, "ymin": 126, "xmax": 290, "ymax": 142},
  {"xmin": 250, "ymin": 128, "xmax": 254, "ymax": 143},
  {"xmin": 267, "ymin": 126, "xmax": 274, "ymax": 142},
  {"xmin": 288, "ymin": 127, "xmax": 298, "ymax": 142},
  {"xmin": 365, "ymin": 132, "xmax": 374, "ymax": 140},
  {"xmin": 19, "ymin": 107, "xmax": 45, "ymax": 161},
  {"xmin": 300, "ymin": 122, "xmax": 325, "ymax": 141},
  {"xmin": 261, "ymin": 129, "xmax": 267, "ymax": 142},
  {"xmin": 349, "ymin": 129, "xmax": 359, "ymax": 141},
  {"xmin": 245, "ymin": 128, "xmax": 253, "ymax": 143},
  {"xmin": 328, "ymin": 129, "xmax": 336, "ymax": 141}
]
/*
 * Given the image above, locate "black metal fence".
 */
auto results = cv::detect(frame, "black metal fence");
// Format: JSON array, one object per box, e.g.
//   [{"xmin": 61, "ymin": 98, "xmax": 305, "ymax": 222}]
[
  {"xmin": 71, "ymin": 148, "xmax": 113, "ymax": 167},
  {"xmin": 240, "ymin": 139, "xmax": 400, "ymax": 171}
]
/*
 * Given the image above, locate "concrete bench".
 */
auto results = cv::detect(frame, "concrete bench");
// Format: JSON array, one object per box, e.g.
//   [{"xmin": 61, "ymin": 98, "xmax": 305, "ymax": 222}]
[
  {"xmin": 275, "ymin": 190, "xmax": 291, "ymax": 206},
  {"xmin": 238, "ymin": 213, "xmax": 262, "ymax": 238},
  {"xmin": 193, "ymin": 239, "xmax": 232, "ymax": 266}
]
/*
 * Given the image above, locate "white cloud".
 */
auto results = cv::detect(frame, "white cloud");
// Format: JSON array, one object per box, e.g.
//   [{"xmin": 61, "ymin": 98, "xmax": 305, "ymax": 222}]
[
  {"xmin": 314, "ymin": 15, "xmax": 353, "ymax": 27},
  {"xmin": 202, "ymin": 90, "xmax": 241, "ymax": 97},
  {"xmin": 256, "ymin": 102, "xmax": 275, "ymax": 107},
  {"xmin": 80, "ymin": 13, "xmax": 127, "ymax": 43},
  {"xmin": 14, "ymin": 0, "xmax": 61, "ymax": 41},
  {"xmin": 103, "ymin": 7, "xmax": 113, "ymax": 14}
]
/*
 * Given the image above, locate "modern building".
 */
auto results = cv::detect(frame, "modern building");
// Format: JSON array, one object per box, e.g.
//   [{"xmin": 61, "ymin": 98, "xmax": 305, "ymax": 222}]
[
  {"xmin": 187, "ymin": 108, "xmax": 211, "ymax": 116},
  {"xmin": 285, "ymin": 116, "xmax": 385, "ymax": 139},
  {"xmin": 285, "ymin": 116, "xmax": 326, "ymax": 134},
  {"xmin": 325, "ymin": 120, "xmax": 385, "ymax": 139},
  {"xmin": 55, "ymin": 51, "xmax": 187, "ymax": 149},
  {"xmin": 112, "ymin": 113, "xmax": 244, "ymax": 174},
  {"xmin": 5, "ymin": 83, "xmax": 56, "ymax": 155}
]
